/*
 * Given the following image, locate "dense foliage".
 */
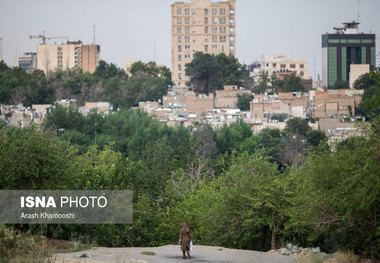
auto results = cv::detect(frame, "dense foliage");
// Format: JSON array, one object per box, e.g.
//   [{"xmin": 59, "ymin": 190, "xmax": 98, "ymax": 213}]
[
  {"xmin": 185, "ymin": 52, "xmax": 251, "ymax": 94},
  {"xmin": 1, "ymin": 64, "xmax": 380, "ymax": 260},
  {"xmin": 0, "ymin": 60, "xmax": 171, "ymax": 109}
]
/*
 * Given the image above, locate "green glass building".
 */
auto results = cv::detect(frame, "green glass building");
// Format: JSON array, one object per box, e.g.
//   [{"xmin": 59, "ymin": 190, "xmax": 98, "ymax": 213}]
[{"xmin": 322, "ymin": 21, "xmax": 376, "ymax": 88}]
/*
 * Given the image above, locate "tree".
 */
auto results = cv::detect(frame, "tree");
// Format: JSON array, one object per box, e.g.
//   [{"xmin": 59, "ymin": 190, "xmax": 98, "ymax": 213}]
[
  {"xmin": 185, "ymin": 52, "xmax": 218, "ymax": 94},
  {"xmin": 236, "ymin": 93, "xmax": 253, "ymax": 111},
  {"xmin": 332, "ymin": 79, "xmax": 349, "ymax": 90},
  {"xmin": 282, "ymin": 118, "xmax": 311, "ymax": 166},
  {"xmin": 358, "ymin": 86, "xmax": 380, "ymax": 119},
  {"xmin": 352, "ymin": 72, "xmax": 379, "ymax": 90},
  {"xmin": 282, "ymin": 73, "xmax": 305, "ymax": 92},
  {"xmin": 306, "ymin": 129, "xmax": 327, "ymax": 147},
  {"xmin": 289, "ymin": 117, "xmax": 380, "ymax": 260},
  {"xmin": 185, "ymin": 52, "xmax": 250, "ymax": 94},
  {"xmin": 255, "ymin": 72, "xmax": 270, "ymax": 94},
  {"xmin": 0, "ymin": 125, "xmax": 75, "ymax": 190},
  {"xmin": 216, "ymin": 53, "xmax": 250, "ymax": 88},
  {"xmin": 214, "ymin": 119, "xmax": 253, "ymax": 154}
]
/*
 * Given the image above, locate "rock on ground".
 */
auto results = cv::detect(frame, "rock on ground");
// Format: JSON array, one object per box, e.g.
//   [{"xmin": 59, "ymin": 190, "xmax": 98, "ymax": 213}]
[{"xmin": 53, "ymin": 245, "xmax": 295, "ymax": 263}]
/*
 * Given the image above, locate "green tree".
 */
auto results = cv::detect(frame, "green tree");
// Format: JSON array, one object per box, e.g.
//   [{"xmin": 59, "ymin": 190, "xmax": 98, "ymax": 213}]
[
  {"xmin": 255, "ymin": 72, "xmax": 270, "ymax": 94},
  {"xmin": 214, "ymin": 119, "xmax": 253, "ymax": 154},
  {"xmin": 236, "ymin": 93, "xmax": 253, "ymax": 111},
  {"xmin": 282, "ymin": 73, "xmax": 305, "ymax": 92},
  {"xmin": 289, "ymin": 117, "xmax": 380, "ymax": 260},
  {"xmin": 332, "ymin": 79, "xmax": 349, "ymax": 89},
  {"xmin": 185, "ymin": 52, "xmax": 250, "ymax": 94},
  {"xmin": 353, "ymin": 72, "xmax": 380, "ymax": 90},
  {"xmin": 185, "ymin": 52, "xmax": 218, "ymax": 94},
  {"xmin": 306, "ymin": 129, "xmax": 327, "ymax": 147},
  {"xmin": 0, "ymin": 125, "xmax": 75, "ymax": 190}
]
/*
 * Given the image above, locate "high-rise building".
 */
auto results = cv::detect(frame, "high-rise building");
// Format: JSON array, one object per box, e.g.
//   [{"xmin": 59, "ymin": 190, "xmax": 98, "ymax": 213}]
[
  {"xmin": 171, "ymin": 0, "xmax": 236, "ymax": 88},
  {"xmin": 37, "ymin": 41, "xmax": 100, "ymax": 74},
  {"xmin": 322, "ymin": 21, "xmax": 376, "ymax": 88},
  {"xmin": 14, "ymin": 52, "xmax": 37, "ymax": 72}
]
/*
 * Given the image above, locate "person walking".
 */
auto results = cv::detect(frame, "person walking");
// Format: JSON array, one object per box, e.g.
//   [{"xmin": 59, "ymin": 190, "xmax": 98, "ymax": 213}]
[{"xmin": 179, "ymin": 222, "xmax": 191, "ymax": 259}]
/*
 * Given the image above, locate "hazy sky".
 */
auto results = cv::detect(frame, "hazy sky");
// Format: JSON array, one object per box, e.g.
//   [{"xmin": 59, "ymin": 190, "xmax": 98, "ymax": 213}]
[{"xmin": 1, "ymin": 0, "xmax": 379, "ymax": 79}]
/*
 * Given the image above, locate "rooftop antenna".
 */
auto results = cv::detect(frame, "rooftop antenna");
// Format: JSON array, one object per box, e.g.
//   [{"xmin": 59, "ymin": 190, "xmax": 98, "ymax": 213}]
[
  {"xmin": 357, "ymin": 0, "xmax": 360, "ymax": 21},
  {"xmin": 93, "ymin": 25, "xmax": 96, "ymax": 44}
]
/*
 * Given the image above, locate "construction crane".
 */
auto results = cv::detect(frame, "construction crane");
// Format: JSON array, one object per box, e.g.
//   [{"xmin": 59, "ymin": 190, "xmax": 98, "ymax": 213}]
[{"xmin": 29, "ymin": 31, "xmax": 69, "ymax": 44}]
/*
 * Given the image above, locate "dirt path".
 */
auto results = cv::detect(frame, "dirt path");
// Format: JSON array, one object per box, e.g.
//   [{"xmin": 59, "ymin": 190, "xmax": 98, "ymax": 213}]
[{"xmin": 53, "ymin": 245, "xmax": 296, "ymax": 263}]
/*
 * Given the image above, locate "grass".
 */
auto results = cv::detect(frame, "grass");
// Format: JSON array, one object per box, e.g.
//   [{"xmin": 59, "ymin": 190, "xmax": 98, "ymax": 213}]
[
  {"xmin": 141, "ymin": 251, "xmax": 156, "ymax": 256},
  {"xmin": 0, "ymin": 224, "xmax": 96, "ymax": 263}
]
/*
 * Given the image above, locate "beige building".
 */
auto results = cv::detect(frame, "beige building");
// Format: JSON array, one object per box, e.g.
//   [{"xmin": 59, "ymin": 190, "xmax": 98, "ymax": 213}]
[
  {"xmin": 37, "ymin": 41, "xmax": 100, "ymax": 74},
  {"xmin": 260, "ymin": 54, "xmax": 308, "ymax": 79},
  {"xmin": 171, "ymin": 0, "xmax": 236, "ymax": 87}
]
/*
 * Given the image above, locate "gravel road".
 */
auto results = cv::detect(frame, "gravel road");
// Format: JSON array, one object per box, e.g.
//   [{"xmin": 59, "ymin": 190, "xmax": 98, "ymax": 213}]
[{"xmin": 54, "ymin": 245, "xmax": 296, "ymax": 263}]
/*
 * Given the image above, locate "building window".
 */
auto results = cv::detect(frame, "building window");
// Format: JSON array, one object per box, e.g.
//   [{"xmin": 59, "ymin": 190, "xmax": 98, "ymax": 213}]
[
  {"xmin": 220, "ymin": 18, "xmax": 226, "ymax": 24},
  {"xmin": 230, "ymin": 9, "xmax": 234, "ymax": 14},
  {"xmin": 178, "ymin": 36, "xmax": 182, "ymax": 42},
  {"xmin": 185, "ymin": 27, "xmax": 190, "ymax": 33},
  {"xmin": 230, "ymin": 27, "xmax": 234, "ymax": 33},
  {"xmin": 230, "ymin": 45, "xmax": 234, "ymax": 51},
  {"xmin": 178, "ymin": 64, "xmax": 182, "ymax": 70},
  {"xmin": 177, "ymin": 17, "xmax": 182, "ymax": 24},
  {"xmin": 185, "ymin": 17, "xmax": 190, "ymax": 24},
  {"xmin": 178, "ymin": 54, "xmax": 182, "ymax": 61},
  {"xmin": 220, "ymin": 27, "xmax": 226, "ymax": 33},
  {"xmin": 185, "ymin": 36, "xmax": 190, "ymax": 42},
  {"xmin": 300, "ymin": 71, "xmax": 304, "ymax": 76},
  {"xmin": 212, "ymin": 17, "xmax": 218, "ymax": 24},
  {"xmin": 212, "ymin": 27, "xmax": 217, "ymax": 33},
  {"xmin": 229, "ymin": 19, "xmax": 234, "ymax": 24},
  {"xmin": 204, "ymin": 26, "xmax": 208, "ymax": 33},
  {"xmin": 205, "ymin": 36, "xmax": 208, "ymax": 42},
  {"xmin": 178, "ymin": 45, "xmax": 182, "ymax": 52},
  {"xmin": 280, "ymin": 64, "xmax": 286, "ymax": 69},
  {"xmin": 185, "ymin": 8, "xmax": 190, "ymax": 15},
  {"xmin": 290, "ymin": 64, "xmax": 296, "ymax": 69},
  {"xmin": 229, "ymin": 36, "xmax": 234, "ymax": 42},
  {"xmin": 212, "ymin": 45, "xmax": 217, "ymax": 49},
  {"xmin": 212, "ymin": 8, "xmax": 217, "ymax": 15},
  {"xmin": 220, "ymin": 8, "xmax": 225, "ymax": 15},
  {"xmin": 205, "ymin": 45, "xmax": 208, "ymax": 52},
  {"xmin": 272, "ymin": 63, "xmax": 276, "ymax": 67},
  {"xmin": 185, "ymin": 54, "xmax": 190, "ymax": 59},
  {"xmin": 204, "ymin": 9, "xmax": 208, "ymax": 16},
  {"xmin": 177, "ymin": 27, "xmax": 182, "ymax": 33},
  {"xmin": 221, "ymin": 45, "xmax": 225, "ymax": 52},
  {"xmin": 177, "ymin": 8, "xmax": 181, "ymax": 15},
  {"xmin": 204, "ymin": 17, "xmax": 208, "ymax": 25},
  {"xmin": 185, "ymin": 45, "xmax": 190, "ymax": 49},
  {"xmin": 179, "ymin": 73, "xmax": 182, "ymax": 80},
  {"xmin": 212, "ymin": 36, "xmax": 217, "ymax": 42},
  {"xmin": 220, "ymin": 36, "xmax": 226, "ymax": 42},
  {"xmin": 300, "ymin": 64, "xmax": 304, "ymax": 68}
]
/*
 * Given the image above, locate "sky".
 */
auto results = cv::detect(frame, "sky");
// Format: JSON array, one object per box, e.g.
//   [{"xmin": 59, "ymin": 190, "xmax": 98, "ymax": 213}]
[{"xmin": 0, "ymin": 0, "xmax": 379, "ymax": 80}]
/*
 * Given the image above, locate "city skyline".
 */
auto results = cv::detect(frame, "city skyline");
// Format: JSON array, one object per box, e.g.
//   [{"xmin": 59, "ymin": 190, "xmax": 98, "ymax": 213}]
[{"xmin": 1, "ymin": 0, "xmax": 379, "ymax": 80}]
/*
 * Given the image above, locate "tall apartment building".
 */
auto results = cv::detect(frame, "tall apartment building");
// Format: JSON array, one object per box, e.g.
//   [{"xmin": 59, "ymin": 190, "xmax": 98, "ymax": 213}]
[
  {"xmin": 322, "ymin": 21, "xmax": 376, "ymax": 88},
  {"xmin": 171, "ymin": 0, "xmax": 236, "ymax": 88},
  {"xmin": 37, "ymin": 41, "xmax": 100, "ymax": 74},
  {"xmin": 14, "ymin": 52, "xmax": 37, "ymax": 72}
]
